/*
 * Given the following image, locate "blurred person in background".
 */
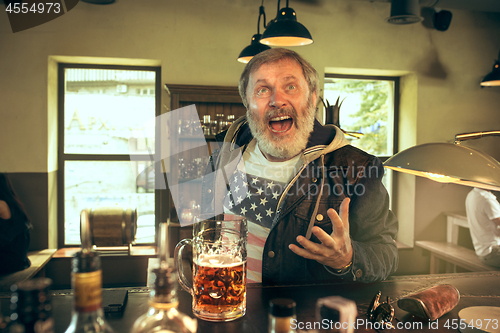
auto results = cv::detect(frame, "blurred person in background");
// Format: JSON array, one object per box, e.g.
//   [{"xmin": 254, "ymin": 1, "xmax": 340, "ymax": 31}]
[
  {"xmin": 466, "ymin": 187, "xmax": 500, "ymax": 268},
  {"xmin": 0, "ymin": 173, "xmax": 31, "ymax": 275}
]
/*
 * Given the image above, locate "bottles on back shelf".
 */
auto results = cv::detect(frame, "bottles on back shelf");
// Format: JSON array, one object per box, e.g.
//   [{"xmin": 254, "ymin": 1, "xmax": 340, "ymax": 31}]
[
  {"xmin": 8, "ymin": 277, "xmax": 54, "ymax": 333},
  {"xmin": 63, "ymin": 250, "xmax": 114, "ymax": 333}
]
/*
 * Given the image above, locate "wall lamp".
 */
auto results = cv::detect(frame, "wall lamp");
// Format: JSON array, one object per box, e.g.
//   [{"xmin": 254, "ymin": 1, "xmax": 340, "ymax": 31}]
[
  {"xmin": 384, "ymin": 131, "xmax": 500, "ymax": 191},
  {"xmin": 480, "ymin": 50, "xmax": 500, "ymax": 87},
  {"xmin": 237, "ymin": 5, "xmax": 271, "ymax": 64},
  {"xmin": 237, "ymin": 0, "xmax": 313, "ymax": 62}
]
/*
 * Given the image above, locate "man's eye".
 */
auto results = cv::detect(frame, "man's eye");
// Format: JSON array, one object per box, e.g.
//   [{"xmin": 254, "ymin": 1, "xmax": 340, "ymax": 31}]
[
  {"xmin": 287, "ymin": 85, "xmax": 296, "ymax": 91},
  {"xmin": 257, "ymin": 87, "xmax": 269, "ymax": 95}
]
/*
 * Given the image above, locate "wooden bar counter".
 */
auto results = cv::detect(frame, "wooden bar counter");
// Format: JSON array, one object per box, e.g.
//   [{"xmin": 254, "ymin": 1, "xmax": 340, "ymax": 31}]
[{"xmin": 1, "ymin": 271, "xmax": 499, "ymax": 333}]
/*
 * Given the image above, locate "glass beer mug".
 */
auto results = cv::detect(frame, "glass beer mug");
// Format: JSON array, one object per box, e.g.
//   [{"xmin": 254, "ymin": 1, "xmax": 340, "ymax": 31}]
[{"xmin": 174, "ymin": 214, "xmax": 247, "ymax": 322}]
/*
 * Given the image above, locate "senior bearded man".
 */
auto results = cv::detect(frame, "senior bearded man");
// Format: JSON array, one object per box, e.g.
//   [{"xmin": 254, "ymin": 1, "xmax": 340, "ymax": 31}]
[{"xmin": 201, "ymin": 48, "xmax": 398, "ymax": 285}]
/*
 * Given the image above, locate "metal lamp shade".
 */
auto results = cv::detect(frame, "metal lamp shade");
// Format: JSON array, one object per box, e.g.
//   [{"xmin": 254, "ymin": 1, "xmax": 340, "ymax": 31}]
[
  {"xmin": 237, "ymin": 34, "xmax": 271, "ymax": 64},
  {"xmin": 480, "ymin": 61, "xmax": 500, "ymax": 87},
  {"xmin": 384, "ymin": 143, "xmax": 500, "ymax": 191},
  {"xmin": 260, "ymin": 7, "xmax": 313, "ymax": 46},
  {"xmin": 386, "ymin": 0, "xmax": 423, "ymax": 24}
]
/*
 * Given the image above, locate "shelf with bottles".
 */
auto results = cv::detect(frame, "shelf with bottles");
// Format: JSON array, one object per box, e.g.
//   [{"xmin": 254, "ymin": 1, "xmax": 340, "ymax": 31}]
[
  {"xmin": 165, "ymin": 84, "xmax": 247, "ymax": 232},
  {"xmin": 177, "ymin": 113, "xmax": 236, "ymax": 141}
]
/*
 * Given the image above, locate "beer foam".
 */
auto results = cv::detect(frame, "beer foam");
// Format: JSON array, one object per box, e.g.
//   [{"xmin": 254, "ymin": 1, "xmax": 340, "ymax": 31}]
[{"xmin": 196, "ymin": 255, "xmax": 245, "ymax": 268}]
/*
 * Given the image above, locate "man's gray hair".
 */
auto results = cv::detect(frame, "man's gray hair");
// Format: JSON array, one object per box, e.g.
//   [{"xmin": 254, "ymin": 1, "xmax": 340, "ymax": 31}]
[{"xmin": 238, "ymin": 48, "xmax": 319, "ymax": 108}]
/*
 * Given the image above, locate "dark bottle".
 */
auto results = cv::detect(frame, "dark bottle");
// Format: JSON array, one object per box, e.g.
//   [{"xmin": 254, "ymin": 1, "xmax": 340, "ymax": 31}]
[
  {"xmin": 9, "ymin": 278, "xmax": 54, "ymax": 333},
  {"xmin": 268, "ymin": 298, "xmax": 296, "ymax": 333},
  {"xmin": 63, "ymin": 250, "xmax": 114, "ymax": 333}
]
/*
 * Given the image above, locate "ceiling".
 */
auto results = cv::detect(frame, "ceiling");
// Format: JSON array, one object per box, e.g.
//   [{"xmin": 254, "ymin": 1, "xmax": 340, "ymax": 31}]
[
  {"xmin": 353, "ymin": 0, "xmax": 500, "ymax": 13},
  {"xmin": 297, "ymin": 0, "xmax": 500, "ymax": 13}
]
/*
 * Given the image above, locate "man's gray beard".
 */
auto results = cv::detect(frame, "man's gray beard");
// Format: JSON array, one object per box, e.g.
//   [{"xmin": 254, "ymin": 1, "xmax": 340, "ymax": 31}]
[{"xmin": 246, "ymin": 103, "xmax": 315, "ymax": 160}]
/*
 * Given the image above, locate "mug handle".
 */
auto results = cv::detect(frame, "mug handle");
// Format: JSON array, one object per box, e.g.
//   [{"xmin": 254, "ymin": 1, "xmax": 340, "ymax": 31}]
[{"xmin": 174, "ymin": 238, "xmax": 193, "ymax": 294}]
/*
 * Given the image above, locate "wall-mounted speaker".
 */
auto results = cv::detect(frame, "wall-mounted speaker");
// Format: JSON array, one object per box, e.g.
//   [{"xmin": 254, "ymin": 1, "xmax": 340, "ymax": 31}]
[{"xmin": 434, "ymin": 10, "xmax": 453, "ymax": 31}]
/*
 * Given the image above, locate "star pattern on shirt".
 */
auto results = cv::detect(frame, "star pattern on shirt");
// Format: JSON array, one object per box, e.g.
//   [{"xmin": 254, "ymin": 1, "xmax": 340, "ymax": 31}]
[{"xmin": 223, "ymin": 169, "xmax": 286, "ymax": 229}]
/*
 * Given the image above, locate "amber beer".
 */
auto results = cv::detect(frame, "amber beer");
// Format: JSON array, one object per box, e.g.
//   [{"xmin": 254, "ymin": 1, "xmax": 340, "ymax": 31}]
[
  {"xmin": 192, "ymin": 255, "xmax": 246, "ymax": 318},
  {"xmin": 175, "ymin": 214, "xmax": 247, "ymax": 322}
]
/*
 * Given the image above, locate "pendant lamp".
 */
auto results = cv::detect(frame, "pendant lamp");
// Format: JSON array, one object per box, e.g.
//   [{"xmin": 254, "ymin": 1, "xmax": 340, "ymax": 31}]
[
  {"xmin": 260, "ymin": 0, "xmax": 313, "ymax": 46},
  {"xmin": 384, "ymin": 131, "xmax": 500, "ymax": 191},
  {"xmin": 480, "ymin": 50, "xmax": 500, "ymax": 87},
  {"xmin": 386, "ymin": 0, "xmax": 422, "ymax": 25},
  {"xmin": 238, "ymin": 5, "xmax": 271, "ymax": 63}
]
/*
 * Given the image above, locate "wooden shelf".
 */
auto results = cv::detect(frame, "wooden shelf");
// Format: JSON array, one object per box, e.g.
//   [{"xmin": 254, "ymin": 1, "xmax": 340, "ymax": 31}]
[
  {"xmin": 178, "ymin": 135, "xmax": 216, "ymax": 141},
  {"xmin": 53, "ymin": 246, "xmax": 157, "ymax": 258}
]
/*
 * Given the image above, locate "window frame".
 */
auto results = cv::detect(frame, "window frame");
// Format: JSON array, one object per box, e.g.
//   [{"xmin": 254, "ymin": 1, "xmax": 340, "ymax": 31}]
[
  {"xmin": 324, "ymin": 73, "xmax": 400, "ymax": 205},
  {"xmin": 57, "ymin": 63, "xmax": 162, "ymax": 248}
]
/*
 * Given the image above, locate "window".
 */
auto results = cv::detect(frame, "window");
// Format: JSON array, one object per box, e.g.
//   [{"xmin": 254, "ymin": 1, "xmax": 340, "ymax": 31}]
[
  {"xmin": 58, "ymin": 64, "xmax": 161, "ymax": 246},
  {"xmin": 324, "ymin": 74, "xmax": 399, "ymax": 201}
]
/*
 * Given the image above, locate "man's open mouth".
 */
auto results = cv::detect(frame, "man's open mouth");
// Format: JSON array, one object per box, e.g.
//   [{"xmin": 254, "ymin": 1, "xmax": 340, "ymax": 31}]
[{"xmin": 268, "ymin": 115, "xmax": 293, "ymax": 133}]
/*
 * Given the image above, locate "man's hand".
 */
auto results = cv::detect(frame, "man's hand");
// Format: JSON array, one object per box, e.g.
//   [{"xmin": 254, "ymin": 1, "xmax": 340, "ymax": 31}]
[{"xmin": 288, "ymin": 198, "xmax": 353, "ymax": 270}]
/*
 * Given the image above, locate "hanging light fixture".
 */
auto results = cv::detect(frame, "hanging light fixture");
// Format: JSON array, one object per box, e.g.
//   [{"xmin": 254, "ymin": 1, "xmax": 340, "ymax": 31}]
[
  {"xmin": 260, "ymin": 0, "xmax": 313, "ymax": 46},
  {"xmin": 384, "ymin": 131, "xmax": 500, "ymax": 191},
  {"xmin": 386, "ymin": 0, "xmax": 422, "ymax": 25},
  {"xmin": 237, "ymin": 4, "xmax": 271, "ymax": 64},
  {"xmin": 480, "ymin": 50, "xmax": 500, "ymax": 87}
]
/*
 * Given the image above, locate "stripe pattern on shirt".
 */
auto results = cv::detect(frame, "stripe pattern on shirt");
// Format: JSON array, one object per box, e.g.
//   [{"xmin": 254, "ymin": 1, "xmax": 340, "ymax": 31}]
[{"xmin": 223, "ymin": 169, "xmax": 285, "ymax": 283}]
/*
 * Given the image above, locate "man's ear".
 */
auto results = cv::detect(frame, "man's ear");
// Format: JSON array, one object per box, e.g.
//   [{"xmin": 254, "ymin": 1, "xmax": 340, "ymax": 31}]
[{"xmin": 312, "ymin": 91, "xmax": 318, "ymax": 106}]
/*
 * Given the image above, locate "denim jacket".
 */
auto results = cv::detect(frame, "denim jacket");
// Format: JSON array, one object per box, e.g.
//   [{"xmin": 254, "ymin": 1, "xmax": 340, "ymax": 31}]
[{"xmin": 201, "ymin": 116, "xmax": 398, "ymax": 285}]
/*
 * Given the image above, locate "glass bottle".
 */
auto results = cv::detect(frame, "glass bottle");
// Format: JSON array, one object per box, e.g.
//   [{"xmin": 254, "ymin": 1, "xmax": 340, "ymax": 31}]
[
  {"xmin": 202, "ymin": 115, "xmax": 211, "ymax": 136},
  {"xmin": 63, "ymin": 249, "xmax": 114, "ymax": 333},
  {"xmin": 209, "ymin": 120, "xmax": 218, "ymax": 136},
  {"xmin": 226, "ymin": 114, "xmax": 235, "ymax": 129},
  {"xmin": 268, "ymin": 298, "xmax": 297, "ymax": 333},
  {"xmin": 8, "ymin": 278, "xmax": 54, "ymax": 333},
  {"xmin": 130, "ymin": 223, "xmax": 197, "ymax": 333},
  {"xmin": 215, "ymin": 113, "xmax": 225, "ymax": 133}
]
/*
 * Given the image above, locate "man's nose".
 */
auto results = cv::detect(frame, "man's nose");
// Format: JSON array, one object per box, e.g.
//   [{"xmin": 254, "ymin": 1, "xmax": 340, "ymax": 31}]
[{"xmin": 269, "ymin": 89, "xmax": 287, "ymax": 108}]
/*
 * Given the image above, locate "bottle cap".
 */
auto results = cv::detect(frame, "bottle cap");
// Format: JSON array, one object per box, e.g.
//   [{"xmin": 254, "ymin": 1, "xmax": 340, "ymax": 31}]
[{"xmin": 269, "ymin": 298, "xmax": 296, "ymax": 317}]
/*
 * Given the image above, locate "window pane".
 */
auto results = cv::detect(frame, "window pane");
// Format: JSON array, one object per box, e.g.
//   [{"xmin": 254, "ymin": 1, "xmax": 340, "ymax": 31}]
[
  {"xmin": 64, "ymin": 160, "xmax": 155, "ymax": 245},
  {"xmin": 64, "ymin": 69, "xmax": 156, "ymax": 155},
  {"xmin": 324, "ymin": 78, "xmax": 394, "ymax": 156}
]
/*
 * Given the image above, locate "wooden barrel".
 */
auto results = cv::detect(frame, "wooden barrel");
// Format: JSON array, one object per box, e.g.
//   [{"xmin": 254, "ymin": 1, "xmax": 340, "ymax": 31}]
[{"xmin": 87, "ymin": 207, "xmax": 137, "ymax": 247}]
